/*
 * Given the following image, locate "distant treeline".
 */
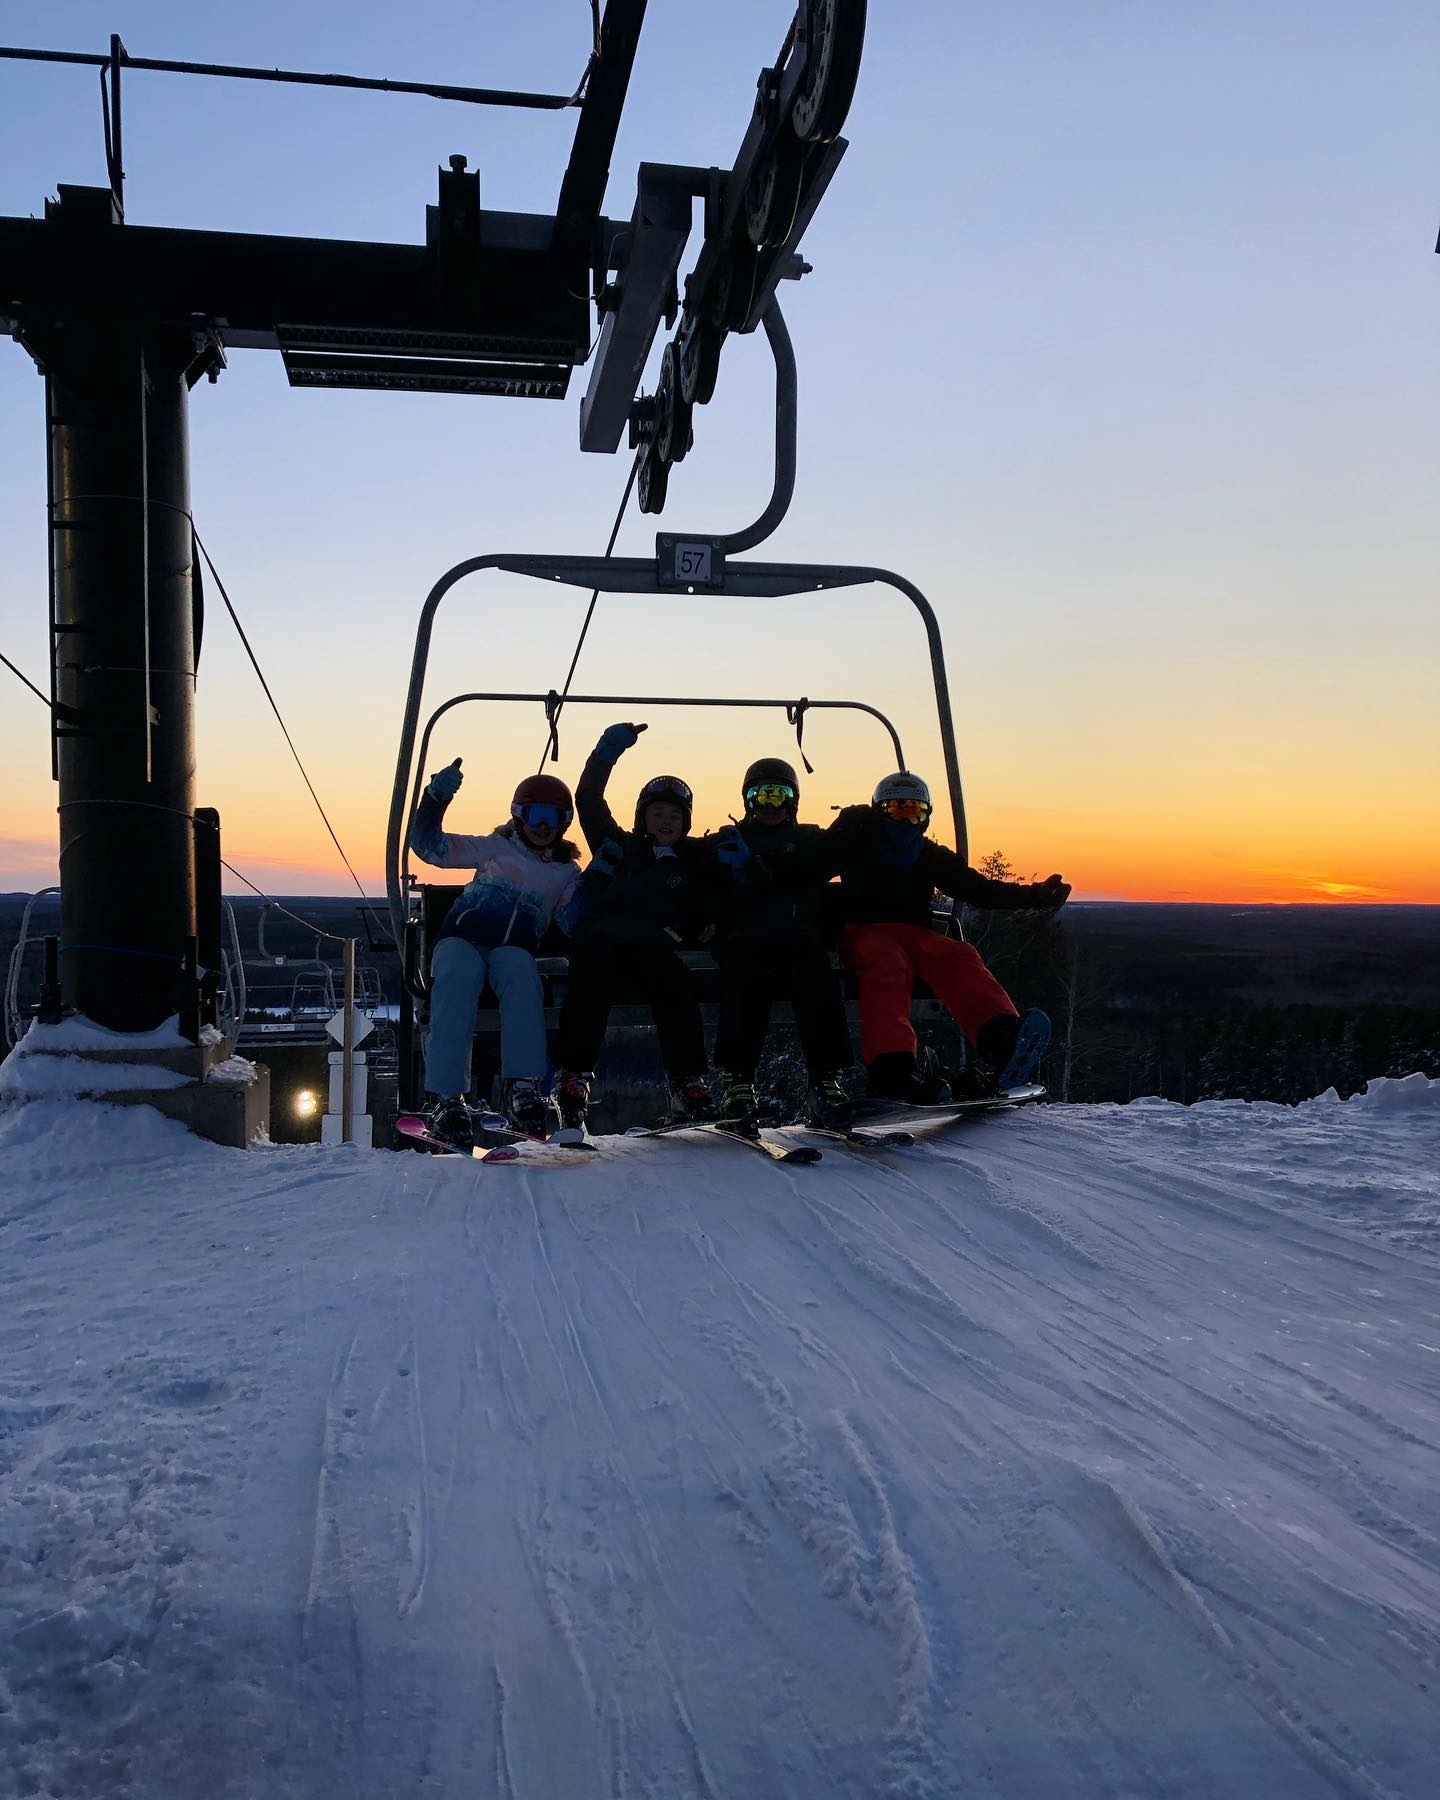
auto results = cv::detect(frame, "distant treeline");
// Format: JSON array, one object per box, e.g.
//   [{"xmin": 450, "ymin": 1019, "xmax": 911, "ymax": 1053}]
[{"xmin": 3, "ymin": 890, "xmax": 1437, "ymax": 1111}]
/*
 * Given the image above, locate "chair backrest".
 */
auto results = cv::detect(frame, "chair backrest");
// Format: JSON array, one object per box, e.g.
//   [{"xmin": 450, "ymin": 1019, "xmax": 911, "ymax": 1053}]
[{"xmin": 421, "ymin": 884, "xmax": 461, "ymax": 948}]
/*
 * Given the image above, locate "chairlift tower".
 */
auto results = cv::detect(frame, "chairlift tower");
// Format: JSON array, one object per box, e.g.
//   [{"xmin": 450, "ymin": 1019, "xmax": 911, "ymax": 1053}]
[{"xmin": 0, "ymin": 4, "xmax": 867, "ymax": 1051}]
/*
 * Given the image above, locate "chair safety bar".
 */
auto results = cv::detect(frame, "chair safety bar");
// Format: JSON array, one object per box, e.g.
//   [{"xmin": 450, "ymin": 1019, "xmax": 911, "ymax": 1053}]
[
  {"xmin": 406, "ymin": 688, "xmax": 906, "ymax": 886},
  {"xmin": 387, "ymin": 555, "xmax": 968, "ymax": 947}
]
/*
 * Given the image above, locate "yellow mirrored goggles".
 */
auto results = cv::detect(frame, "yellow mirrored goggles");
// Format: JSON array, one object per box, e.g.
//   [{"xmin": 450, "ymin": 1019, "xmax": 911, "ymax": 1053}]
[
  {"xmin": 877, "ymin": 797, "xmax": 931, "ymax": 824},
  {"xmin": 744, "ymin": 782, "xmax": 797, "ymax": 808}
]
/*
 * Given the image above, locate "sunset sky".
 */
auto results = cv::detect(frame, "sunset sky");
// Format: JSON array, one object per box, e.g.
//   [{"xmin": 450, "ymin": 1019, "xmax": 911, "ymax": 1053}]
[{"xmin": 2, "ymin": 1, "xmax": 1437, "ymax": 903}]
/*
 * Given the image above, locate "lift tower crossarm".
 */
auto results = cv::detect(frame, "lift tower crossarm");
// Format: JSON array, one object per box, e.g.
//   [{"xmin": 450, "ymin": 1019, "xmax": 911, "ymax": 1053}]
[{"xmin": 0, "ymin": 189, "xmax": 600, "ymax": 386}]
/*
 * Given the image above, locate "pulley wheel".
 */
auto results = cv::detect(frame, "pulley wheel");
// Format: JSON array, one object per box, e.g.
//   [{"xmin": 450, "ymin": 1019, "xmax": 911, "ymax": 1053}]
[
  {"xmin": 680, "ymin": 311, "xmax": 723, "ymax": 408},
  {"xmin": 654, "ymin": 341, "xmax": 693, "ymax": 466},
  {"xmin": 637, "ymin": 444, "xmax": 669, "ymax": 515},
  {"xmin": 710, "ymin": 232, "xmax": 759, "ymax": 334},
  {"xmin": 744, "ymin": 131, "xmax": 806, "ymax": 249},
  {"xmin": 791, "ymin": 0, "xmax": 867, "ymax": 144}
]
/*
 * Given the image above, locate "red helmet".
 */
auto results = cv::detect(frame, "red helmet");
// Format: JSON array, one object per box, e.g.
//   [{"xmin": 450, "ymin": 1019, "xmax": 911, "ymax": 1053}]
[{"xmin": 511, "ymin": 773, "xmax": 574, "ymax": 822}]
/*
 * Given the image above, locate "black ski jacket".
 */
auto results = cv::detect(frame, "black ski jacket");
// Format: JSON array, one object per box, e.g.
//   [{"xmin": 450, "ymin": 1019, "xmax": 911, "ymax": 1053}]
[
  {"xmin": 708, "ymin": 816, "xmax": 833, "ymax": 943},
  {"xmin": 776, "ymin": 805, "xmax": 1062, "ymax": 928},
  {"xmin": 570, "ymin": 747, "xmax": 715, "ymax": 946}
]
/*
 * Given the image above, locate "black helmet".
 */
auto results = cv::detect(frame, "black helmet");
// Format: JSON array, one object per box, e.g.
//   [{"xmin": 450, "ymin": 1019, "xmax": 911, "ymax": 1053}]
[
  {"xmin": 634, "ymin": 774, "xmax": 693, "ymax": 836},
  {"xmin": 741, "ymin": 757, "xmax": 800, "ymax": 813}
]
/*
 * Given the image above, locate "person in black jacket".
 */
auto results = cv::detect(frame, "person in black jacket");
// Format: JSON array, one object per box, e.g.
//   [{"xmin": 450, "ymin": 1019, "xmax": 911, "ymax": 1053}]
[
  {"xmin": 552, "ymin": 722, "xmax": 717, "ymax": 1128},
  {"xmin": 710, "ymin": 756, "xmax": 853, "ymax": 1129},
  {"xmin": 778, "ymin": 771, "xmax": 1070, "ymax": 1102}
]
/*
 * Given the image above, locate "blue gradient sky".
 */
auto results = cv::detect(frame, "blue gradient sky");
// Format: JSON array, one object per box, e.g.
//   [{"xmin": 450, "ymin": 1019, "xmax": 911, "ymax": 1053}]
[{"xmin": 2, "ymin": 2, "xmax": 1437, "ymax": 899}]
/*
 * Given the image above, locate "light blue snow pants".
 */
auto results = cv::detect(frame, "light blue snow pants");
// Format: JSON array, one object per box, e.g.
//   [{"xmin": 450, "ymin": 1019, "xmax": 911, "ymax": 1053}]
[{"xmin": 424, "ymin": 936, "xmax": 547, "ymax": 1096}]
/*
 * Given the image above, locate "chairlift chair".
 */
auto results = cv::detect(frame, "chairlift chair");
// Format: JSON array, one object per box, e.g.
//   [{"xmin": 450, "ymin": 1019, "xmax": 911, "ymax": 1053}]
[{"xmin": 387, "ymin": 297, "xmax": 970, "ymax": 1113}]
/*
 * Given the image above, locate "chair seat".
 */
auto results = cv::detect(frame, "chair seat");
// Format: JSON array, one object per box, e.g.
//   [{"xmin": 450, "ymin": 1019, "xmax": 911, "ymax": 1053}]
[{"xmin": 417, "ymin": 885, "xmax": 953, "ymax": 1009}]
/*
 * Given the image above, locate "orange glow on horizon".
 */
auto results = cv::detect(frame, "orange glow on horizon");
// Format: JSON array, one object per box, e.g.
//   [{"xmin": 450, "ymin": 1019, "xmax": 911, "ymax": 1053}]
[{"xmin": 5, "ymin": 705, "xmax": 1438, "ymax": 907}]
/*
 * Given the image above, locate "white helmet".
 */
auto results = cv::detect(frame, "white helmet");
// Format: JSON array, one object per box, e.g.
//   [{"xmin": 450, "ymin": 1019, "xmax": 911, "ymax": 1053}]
[{"xmin": 872, "ymin": 771, "xmax": 932, "ymax": 809}]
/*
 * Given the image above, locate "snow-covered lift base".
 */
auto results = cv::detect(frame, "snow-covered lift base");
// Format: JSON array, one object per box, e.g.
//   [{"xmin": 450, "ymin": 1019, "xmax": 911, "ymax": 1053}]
[{"xmin": 0, "ymin": 1016, "xmax": 271, "ymax": 1149}]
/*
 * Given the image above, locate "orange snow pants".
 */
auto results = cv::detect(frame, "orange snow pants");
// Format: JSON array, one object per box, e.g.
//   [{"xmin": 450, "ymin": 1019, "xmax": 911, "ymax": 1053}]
[{"xmin": 839, "ymin": 921, "xmax": 1017, "ymax": 1064}]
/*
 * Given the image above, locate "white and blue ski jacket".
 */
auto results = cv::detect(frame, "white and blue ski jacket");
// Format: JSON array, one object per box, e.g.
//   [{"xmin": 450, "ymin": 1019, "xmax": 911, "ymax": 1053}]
[{"xmin": 410, "ymin": 791, "xmax": 585, "ymax": 954}]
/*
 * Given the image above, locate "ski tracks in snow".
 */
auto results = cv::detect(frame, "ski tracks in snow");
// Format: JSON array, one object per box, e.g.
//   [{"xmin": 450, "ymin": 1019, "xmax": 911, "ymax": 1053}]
[{"xmin": 4, "ymin": 1091, "xmax": 1440, "ymax": 1796}]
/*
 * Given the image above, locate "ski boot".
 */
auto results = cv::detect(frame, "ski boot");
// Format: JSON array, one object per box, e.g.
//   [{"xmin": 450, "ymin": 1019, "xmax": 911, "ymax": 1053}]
[
  {"xmin": 865, "ymin": 1048, "xmax": 950, "ymax": 1107},
  {"xmin": 715, "ymin": 1071, "xmax": 760, "ymax": 1134},
  {"xmin": 975, "ymin": 1009, "xmax": 1051, "ymax": 1093},
  {"xmin": 804, "ymin": 1071, "xmax": 856, "ymax": 1132},
  {"xmin": 421, "ymin": 1093, "xmax": 474, "ymax": 1152},
  {"xmin": 502, "ymin": 1076, "xmax": 561, "ymax": 1139},
  {"xmin": 667, "ymin": 1072, "xmax": 717, "ymax": 1124},
  {"xmin": 553, "ymin": 1068, "xmax": 592, "ymax": 1133}
]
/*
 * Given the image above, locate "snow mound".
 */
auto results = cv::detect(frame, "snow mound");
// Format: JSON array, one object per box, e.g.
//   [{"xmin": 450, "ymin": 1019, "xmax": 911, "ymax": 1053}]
[
  {"xmin": 1340, "ymin": 1072, "xmax": 1440, "ymax": 1111},
  {"xmin": 1, "ymin": 1095, "xmax": 1437, "ymax": 1798},
  {"xmin": 206, "ymin": 1054, "xmax": 259, "ymax": 1086},
  {"xmin": 9, "ymin": 1012, "xmax": 192, "ymax": 1052},
  {"xmin": 0, "ymin": 1013, "xmax": 207, "ymax": 1100},
  {"xmin": 0, "ymin": 1053, "xmax": 191, "ymax": 1098}
]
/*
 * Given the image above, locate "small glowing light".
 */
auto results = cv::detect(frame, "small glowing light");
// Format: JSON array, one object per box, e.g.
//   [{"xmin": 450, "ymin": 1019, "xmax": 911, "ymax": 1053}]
[{"xmin": 295, "ymin": 1089, "xmax": 318, "ymax": 1118}]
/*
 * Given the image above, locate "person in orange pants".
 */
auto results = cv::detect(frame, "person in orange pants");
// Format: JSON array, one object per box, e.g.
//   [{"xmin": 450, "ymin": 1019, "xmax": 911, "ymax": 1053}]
[
  {"xmin": 773, "ymin": 772, "xmax": 1070, "ymax": 1102},
  {"xmin": 841, "ymin": 921, "xmax": 1019, "ymax": 1070}
]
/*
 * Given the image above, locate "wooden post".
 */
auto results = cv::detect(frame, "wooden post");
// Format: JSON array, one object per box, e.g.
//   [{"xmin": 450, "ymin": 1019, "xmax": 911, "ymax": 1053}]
[{"xmin": 341, "ymin": 937, "xmax": 356, "ymax": 1143}]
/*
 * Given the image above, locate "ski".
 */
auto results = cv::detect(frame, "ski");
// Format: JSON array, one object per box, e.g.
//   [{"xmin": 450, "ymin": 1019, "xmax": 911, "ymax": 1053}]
[
  {"xmin": 476, "ymin": 1139, "xmax": 598, "ymax": 1165},
  {"xmin": 625, "ymin": 1119, "xmax": 822, "ymax": 1165},
  {"xmin": 551, "ymin": 1125, "xmax": 597, "ymax": 1149},
  {"xmin": 803, "ymin": 1124, "xmax": 916, "ymax": 1150}
]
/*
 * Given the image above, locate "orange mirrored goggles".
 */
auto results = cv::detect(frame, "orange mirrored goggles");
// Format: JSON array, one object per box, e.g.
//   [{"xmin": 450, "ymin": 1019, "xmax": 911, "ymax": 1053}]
[
  {"xmin": 745, "ymin": 782, "xmax": 797, "ymax": 808},
  {"xmin": 877, "ymin": 797, "xmax": 931, "ymax": 824}
]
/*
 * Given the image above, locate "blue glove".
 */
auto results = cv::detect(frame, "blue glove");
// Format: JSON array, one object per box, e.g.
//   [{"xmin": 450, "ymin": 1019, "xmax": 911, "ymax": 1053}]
[
  {"xmin": 595, "ymin": 722, "xmax": 646, "ymax": 763},
  {"xmin": 426, "ymin": 757, "xmax": 463, "ymax": 803},
  {"xmin": 715, "ymin": 826, "xmax": 752, "ymax": 871},
  {"xmin": 589, "ymin": 836, "xmax": 624, "ymax": 879}
]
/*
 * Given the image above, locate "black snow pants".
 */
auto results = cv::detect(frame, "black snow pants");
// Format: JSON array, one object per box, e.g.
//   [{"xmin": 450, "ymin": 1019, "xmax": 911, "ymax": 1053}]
[
  {"xmin": 712, "ymin": 932, "xmax": 851, "ymax": 1080},
  {"xmin": 555, "ymin": 934, "xmax": 706, "ymax": 1077}
]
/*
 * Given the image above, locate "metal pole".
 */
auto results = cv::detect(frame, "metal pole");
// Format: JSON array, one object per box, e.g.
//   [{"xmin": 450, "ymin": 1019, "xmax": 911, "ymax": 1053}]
[
  {"xmin": 341, "ymin": 938, "xmax": 355, "ymax": 1144},
  {"xmin": 194, "ymin": 806, "xmax": 222, "ymax": 1032},
  {"xmin": 108, "ymin": 35, "xmax": 124, "ymax": 217},
  {"xmin": 0, "ymin": 43, "xmax": 581, "ymax": 110},
  {"xmin": 47, "ymin": 319, "xmax": 199, "ymax": 1030},
  {"xmin": 38, "ymin": 937, "xmax": 62, "ymax": 1025}
]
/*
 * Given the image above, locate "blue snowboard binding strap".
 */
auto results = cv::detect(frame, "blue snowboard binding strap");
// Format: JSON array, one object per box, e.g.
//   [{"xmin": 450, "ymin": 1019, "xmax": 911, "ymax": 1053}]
[{"xmin": 998, "ymin": 1009, "xmax": 1051, "ymax": 1091}]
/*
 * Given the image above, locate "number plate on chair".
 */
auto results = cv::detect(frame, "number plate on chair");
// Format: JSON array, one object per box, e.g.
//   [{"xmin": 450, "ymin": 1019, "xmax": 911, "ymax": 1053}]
[{"xmin": 657, "ymin": 535, "xmax": 725, "ymax": 590}]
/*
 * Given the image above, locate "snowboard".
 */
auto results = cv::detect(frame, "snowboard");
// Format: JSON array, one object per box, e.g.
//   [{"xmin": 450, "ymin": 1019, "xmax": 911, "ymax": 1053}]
[
  {"xmin": 395, "ymin": 1112, "xmax": 520, "ymax": 1155},
  {"xmin": 850, "ymin": 1083, "xmax": 1046, "ymax": 1133}
]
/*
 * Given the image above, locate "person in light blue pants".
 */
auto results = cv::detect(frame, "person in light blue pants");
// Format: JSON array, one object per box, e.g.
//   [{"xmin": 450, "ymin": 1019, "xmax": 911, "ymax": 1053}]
[
  {"xmin": 424, "ymin": 938, "xmax": 548, "ymax": 1098},
  {"xmin": 408, "ymin": 760, "xmax": 590, "ymax": 1146}
]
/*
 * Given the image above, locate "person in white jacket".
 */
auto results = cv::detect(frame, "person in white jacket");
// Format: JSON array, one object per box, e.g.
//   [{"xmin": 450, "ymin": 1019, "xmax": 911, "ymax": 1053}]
[{"xmin": 409, "ymin": 758, "xmax": 585, "ymax": 1144}]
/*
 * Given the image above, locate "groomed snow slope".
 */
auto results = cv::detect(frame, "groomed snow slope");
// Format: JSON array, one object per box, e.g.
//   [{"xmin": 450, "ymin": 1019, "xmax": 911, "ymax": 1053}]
[{"xmin": 2, "ymin": 1085, "xmax": 1438, "ymax": 1800}]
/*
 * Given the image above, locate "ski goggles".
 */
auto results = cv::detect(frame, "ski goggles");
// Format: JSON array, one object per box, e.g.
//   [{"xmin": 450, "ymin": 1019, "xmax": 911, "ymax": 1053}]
[
  {"xmin": 512, "ymin": 802, "xmax": 570, "ymax": 830},
  {"xmin": 877, "ymin": 797, "xmax": 931, "ymax": 825},
  {"xmin": 744, "ymin": 782, "xmax": 797, "ymax": 809},
  {"xmin": 640, "ymin": 778, "xmax": 693, "ymax": 808}
]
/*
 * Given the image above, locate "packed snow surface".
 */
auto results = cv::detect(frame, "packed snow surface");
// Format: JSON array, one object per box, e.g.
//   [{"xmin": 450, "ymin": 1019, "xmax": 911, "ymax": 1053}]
[{"xmin": 2, "ymin": 1082, "xmax": 1438, "ymax": 1799}]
